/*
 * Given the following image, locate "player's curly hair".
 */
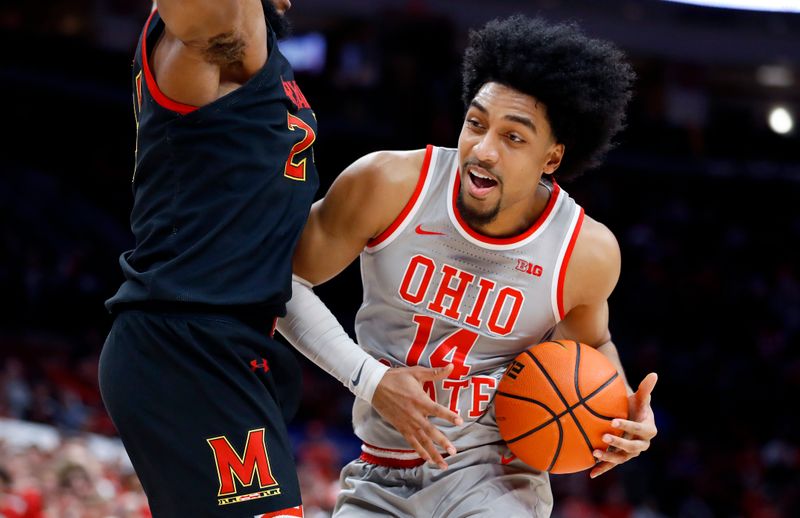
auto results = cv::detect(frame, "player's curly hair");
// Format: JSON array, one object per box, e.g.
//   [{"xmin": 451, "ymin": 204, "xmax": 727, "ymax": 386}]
[{"xmin": 462, "ymin": 15, "xmax": 635, "ymax": 181}]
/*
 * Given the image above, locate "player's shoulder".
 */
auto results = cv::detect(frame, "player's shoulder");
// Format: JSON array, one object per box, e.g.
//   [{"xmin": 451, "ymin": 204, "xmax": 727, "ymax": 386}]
[
  {"xmin": 575, "ymin": 215, "xmax": 620, "ymax": 262},
  {"xmin": 340, "ymin": 148, "xmax": 427, "ymax": 197},
  {"xmin": 348, "ymin": 148, "xmax": 427, "ymax": 178},
  {"xmin": 322, "ymin": 149, "xmax": 428, "ymax": 240},
  {"xmin": 567, "ymin": 214, "xmax": 621, "ymax": 303}
]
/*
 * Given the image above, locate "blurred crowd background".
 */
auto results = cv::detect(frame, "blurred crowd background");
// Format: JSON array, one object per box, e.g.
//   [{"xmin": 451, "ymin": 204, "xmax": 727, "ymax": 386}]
[{"xmin": 1, "ymin": 0, "xmax": 799, "ymax": 516}]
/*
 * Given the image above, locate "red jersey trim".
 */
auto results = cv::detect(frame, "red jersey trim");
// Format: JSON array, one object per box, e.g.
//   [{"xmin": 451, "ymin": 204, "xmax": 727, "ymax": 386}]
[
  {"xmin": 451, "ymin": 173, "xmax": 561, "ymax": 246},
  {"xmin": 366, "ymin": 145, "xmax": 434, "ymax": 249},
  {"xmin": 359, "ymin": 442, "xmax": 426, "ymax": 468},
  {"xmin": 359, "ymin": 452, "xmax": 426, "ymax": 469},
  {"xmin": 141, "ymin": 9, "xmax": 199, "ymax": 115},
  {"xmin": 556, "ymin": 208, "xmax": 585, "ymax": 320},
  {"xmin": 362, "ymin": 442, "xmax": 417, "ymax": 454}
]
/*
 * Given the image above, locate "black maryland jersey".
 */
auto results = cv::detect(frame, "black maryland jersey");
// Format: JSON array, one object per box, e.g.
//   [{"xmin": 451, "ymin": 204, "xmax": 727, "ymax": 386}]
[{"xmin": 107, "ymin": 9, "xmax": 319, "ymax": 314}]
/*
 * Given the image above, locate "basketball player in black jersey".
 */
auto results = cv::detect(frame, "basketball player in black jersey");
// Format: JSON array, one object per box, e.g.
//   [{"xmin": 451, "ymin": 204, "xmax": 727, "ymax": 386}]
[{"xmin": 99, "ymin": 1, "xmax": 315, "ymax": 516}]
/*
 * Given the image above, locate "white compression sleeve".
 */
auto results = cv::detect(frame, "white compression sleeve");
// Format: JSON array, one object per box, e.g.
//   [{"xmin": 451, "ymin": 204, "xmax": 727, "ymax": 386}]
[{"xmin": 276, "ymin": 275, "xmax": 389, "ymax": 403}]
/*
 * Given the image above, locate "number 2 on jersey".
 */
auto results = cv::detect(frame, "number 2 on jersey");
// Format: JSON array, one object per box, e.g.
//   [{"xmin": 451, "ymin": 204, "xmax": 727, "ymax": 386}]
[
  {"xmin": 406, "ymin": 315, "xmax": 478, "ymax": 379},
  {"xmin": 284, "ymin": 112, "xmax": 316, "ymax": 181}
]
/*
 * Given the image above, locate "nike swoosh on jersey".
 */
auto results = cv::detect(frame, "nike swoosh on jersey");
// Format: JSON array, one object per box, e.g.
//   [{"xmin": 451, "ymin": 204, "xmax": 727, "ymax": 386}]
[{"xmin": 415, "ymin": 224, "xmax": 446, "ymax": 236}]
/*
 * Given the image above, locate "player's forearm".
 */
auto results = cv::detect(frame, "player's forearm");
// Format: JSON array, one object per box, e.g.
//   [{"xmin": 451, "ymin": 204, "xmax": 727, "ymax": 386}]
[
  {"xmin": 276, "ymin": 276, "xmax": 389, "ymax": 402},
  {"xmin": 596, "ymin": 340, "xmax": 633, "ymax": 396}
]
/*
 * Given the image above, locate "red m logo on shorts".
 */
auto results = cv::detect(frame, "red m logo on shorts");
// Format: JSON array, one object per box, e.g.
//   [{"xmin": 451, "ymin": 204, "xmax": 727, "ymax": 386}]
[{"xmin": 207, "ymin": 428, "xmax": 278, "ymax": 497}]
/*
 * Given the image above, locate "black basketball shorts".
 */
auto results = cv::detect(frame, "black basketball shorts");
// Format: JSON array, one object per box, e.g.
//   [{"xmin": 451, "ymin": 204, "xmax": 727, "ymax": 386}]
[{"xmin": 99, "ymin": 308, "xmax": 304, "ymax": 517}]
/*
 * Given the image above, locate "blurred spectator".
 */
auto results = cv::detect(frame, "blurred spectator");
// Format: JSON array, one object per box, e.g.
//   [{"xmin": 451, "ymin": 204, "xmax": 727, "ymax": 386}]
[
  {"xmin": 0, "ymin": 435, "xmax": 150, "ymax": 517},
  {"xmin": 1, "ymin": 359, "xmax": 31, "ymax": 420}
]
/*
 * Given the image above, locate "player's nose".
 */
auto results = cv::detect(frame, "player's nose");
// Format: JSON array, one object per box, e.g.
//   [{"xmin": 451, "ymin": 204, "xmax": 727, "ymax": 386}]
[{"xmin": 473, "ymin": 133, "xmax": 500, "ymax": 165}]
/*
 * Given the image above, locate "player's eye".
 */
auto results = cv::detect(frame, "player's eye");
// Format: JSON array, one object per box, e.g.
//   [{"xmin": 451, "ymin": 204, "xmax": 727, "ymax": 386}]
[{"xmin": 507, "ymin": 133, "xmax": 524, "ymax": 143}]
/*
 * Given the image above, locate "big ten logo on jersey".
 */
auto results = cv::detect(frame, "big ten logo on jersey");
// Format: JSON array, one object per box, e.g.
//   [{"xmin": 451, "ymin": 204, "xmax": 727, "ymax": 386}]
[
  {"xmin": 207, "ymin": 428, "xmax": 281, "ymax": 506},
  {"xmin": 516, "ymin": 259, "xmax": 543, "ymax": 277},
  {"xmin": 396, "ymin": 254, "xmax": 527, "ymax": 417}
]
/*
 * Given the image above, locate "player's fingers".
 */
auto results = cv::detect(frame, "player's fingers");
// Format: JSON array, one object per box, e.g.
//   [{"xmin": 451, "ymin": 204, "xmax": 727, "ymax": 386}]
[
  {"xmin": 589, "ymin": 460, "xmax": 615, "ymax": 479},
  {"xmin": 636, "ymin": 372, "xmax": 658, "ymax": 402},
  {"xmin": 407, "ymin": 412, "xmax": 449, "ymax": 460},
  {"xmin": 404, "ymin": 435, "xmax": 431, "ymax": 464},
  {"xmin": 426, "ymin": 423, "xmax": 458, "ymax": 456},
  {"xmin": 592, "ymin": 447, "xmax": 633, "ymax": 465},
  {"xmin": 612, "ymin": 419, "xmax": 657, "ymax": 439},
  {"xmin": 602, "ymin": 434, "xmax": 650, "ymax": 453},
  {"xmin": 425, "ymin": 399, "xmax": 464, "ymax": 427},
  {"xmin": 418, "ymin": 363, "xmax": 454, "ymax": 382},
  {"xmin": 415, "ymin": 427, "xmax": 447, "ymax": 469}
]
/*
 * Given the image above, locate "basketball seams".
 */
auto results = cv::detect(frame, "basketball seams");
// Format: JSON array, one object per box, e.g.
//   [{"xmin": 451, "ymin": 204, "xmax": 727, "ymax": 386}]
[
  {"xmin": 572, "ymin": 341, "xmax": 581, "ymax": 401},
  {"xmin": 547, "ymin": 418, "xmax": 564, "ymax": 472},
  {"xmin": 496, "ymin": 391, "xmax": 560, "ymax": 444},
  {"xmin": 523, "ymin": 346, "xmax": 596, "ymax": 467},
  {"xmin": 580, "ymin": 373, "xmax": 621, "ymax": 420},
  {"xmin": 568, "ymin": 342, "xmax": 597, "ymax": 456},
  {"xmin": 524, "ymin": 347, "xmax": 570, "ymax": 407},
  {"xmin": 496, "ymin": 340, "xmax": 627, "ymax": 473},
  {"xmin": 497, "ymin": 384, "xmax": 615, "ymax": 439},
  {"xmin": 573, "ymin": 340, "xmax": 624, "ymax": 421},
  {"xmin": 526, "ymin": 343, "xmax": 599, "ymax": 463}
]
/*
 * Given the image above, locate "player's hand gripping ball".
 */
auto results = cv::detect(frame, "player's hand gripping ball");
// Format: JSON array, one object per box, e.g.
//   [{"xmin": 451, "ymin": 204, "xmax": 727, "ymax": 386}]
[{"xmin": 495, "ymin": 341, "xmax": 628, "ymax": 474}]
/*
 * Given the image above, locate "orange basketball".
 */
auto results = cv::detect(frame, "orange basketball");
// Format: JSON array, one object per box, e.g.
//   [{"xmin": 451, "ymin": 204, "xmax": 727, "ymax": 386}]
[{"xmin": 495, "ymin": 340, "xmax": 629, "ymax": 474}]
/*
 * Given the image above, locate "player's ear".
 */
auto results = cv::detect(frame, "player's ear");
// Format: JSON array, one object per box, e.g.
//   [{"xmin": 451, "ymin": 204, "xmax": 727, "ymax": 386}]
[{"xmin": 542, "ymin": 143, "xmax": 564, "ymax": 176}]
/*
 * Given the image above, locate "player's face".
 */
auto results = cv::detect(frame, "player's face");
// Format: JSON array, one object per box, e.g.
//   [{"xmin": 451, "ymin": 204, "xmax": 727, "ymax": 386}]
[{"xmin": 457, "ymin": 82, "xmax": 564, "ymax": 237}]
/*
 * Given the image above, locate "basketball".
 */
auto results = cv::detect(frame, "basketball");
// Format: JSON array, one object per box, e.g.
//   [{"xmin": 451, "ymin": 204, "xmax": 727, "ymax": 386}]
[{"xmin": 495, "ymin": 340, "xmax": 629, "ymax": 474}]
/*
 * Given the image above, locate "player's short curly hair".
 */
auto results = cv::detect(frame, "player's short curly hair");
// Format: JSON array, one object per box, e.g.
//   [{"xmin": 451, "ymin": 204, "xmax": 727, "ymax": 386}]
[{"xmin": 462, "ymin": 15, "xmax": 635, "ymax": 181}]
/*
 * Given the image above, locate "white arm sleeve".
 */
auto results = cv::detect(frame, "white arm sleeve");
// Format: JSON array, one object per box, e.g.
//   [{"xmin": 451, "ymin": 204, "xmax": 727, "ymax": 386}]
[{"xmin": 276, "ymin": 275, "xmax": 389, "ymax": 403}]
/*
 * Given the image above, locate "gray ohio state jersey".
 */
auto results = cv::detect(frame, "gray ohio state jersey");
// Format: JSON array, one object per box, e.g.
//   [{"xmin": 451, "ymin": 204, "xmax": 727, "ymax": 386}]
[{"xmin": 353, "ymin": 145, "xmax": 584, "ymax": 456}]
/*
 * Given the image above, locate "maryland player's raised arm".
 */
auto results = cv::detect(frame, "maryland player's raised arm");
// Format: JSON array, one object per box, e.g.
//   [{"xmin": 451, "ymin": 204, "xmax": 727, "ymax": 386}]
[
  {"xmin": 156, "ymin": 0, "xmax": 259, "ymax": 48},
  {"xmin": 150, "ymin": 0, "xmax": 270, "ymax": 107}
]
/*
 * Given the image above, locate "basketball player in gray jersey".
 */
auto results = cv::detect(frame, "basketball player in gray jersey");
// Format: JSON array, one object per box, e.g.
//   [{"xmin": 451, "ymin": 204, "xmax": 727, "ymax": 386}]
[{"xmin": 279, "ymin": 16, "xmax": 658, "ymax": 516}]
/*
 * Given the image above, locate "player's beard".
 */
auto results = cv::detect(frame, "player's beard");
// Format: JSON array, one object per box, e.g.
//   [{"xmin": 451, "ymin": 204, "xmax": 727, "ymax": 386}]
[
  {"xmin": 262, "ymin": 1, "xmax": 292, "ymax": 40},
  {"xmin": 456, "ymin": 188, "xmax": 501, "ymax": 228}
]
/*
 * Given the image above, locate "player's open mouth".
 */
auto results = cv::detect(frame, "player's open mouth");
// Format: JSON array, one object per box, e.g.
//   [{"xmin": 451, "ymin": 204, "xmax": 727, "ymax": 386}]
[{"xmin": 466, "ymin": 167, "xmax": 499, "ymax": 198}]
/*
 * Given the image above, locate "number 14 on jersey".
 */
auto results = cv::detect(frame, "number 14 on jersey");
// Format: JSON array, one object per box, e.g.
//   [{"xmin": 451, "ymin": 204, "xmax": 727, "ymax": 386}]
[{"xmin": 404, "ymin": 314, "xmax": 496, "ymax": 417}]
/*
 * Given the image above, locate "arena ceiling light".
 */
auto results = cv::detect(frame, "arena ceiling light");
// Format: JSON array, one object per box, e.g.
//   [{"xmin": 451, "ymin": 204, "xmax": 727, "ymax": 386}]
[
  {"xmin": 768, "ymin": 106, "xmax": 794, "ymax": 135},
  {"xmin": 662, "ymin": 0, "xmax": 800, "ymax": 12}
]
